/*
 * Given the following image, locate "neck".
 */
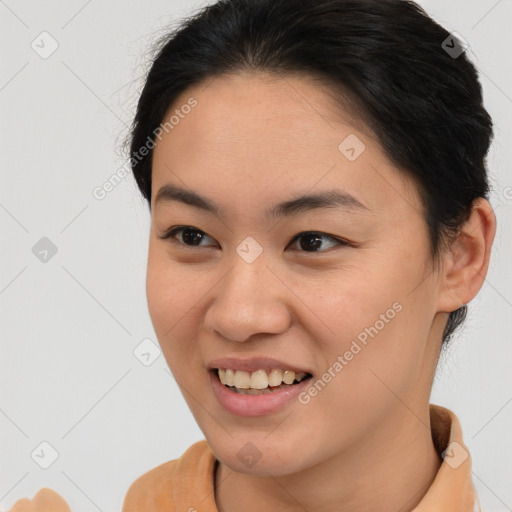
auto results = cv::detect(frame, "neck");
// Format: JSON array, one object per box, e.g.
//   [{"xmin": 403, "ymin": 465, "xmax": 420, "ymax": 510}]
[{"xmin": 214, "ymin": 404, "xmax": 443, "ymax": 512}]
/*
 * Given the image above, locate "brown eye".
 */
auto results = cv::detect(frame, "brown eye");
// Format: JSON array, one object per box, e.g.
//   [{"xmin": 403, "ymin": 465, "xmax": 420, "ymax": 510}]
[
  {"xmin": 288, "ymin": 231, "xmax": 349, "ymax": 253},
  {"xmin": 159, "ymin": 226, "xmax": 218, "ymax": 248}
]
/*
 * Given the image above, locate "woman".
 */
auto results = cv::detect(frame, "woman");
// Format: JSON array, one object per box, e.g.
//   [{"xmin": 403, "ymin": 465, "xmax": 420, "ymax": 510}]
[{"xmin": 8, "ymin": 0, "xmax": 496, "ymax": 510}]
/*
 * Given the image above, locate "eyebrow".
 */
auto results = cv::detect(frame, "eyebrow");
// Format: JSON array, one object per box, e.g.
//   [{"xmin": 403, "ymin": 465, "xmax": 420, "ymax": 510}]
[{"xmin": 154, "ymin": 184, "xmax": 371, "ymax": 220}]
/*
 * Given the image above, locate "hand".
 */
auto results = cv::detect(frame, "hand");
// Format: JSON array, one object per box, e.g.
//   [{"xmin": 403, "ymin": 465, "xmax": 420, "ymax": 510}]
[{"xmin": 7, "ymin": 488, "xmax": 70, "ymax": 512}]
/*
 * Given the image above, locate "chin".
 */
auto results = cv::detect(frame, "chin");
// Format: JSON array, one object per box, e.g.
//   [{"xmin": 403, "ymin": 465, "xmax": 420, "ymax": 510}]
[{"xmin": 207, "ymin": 432, "xmax": 312, "ymax": 477}]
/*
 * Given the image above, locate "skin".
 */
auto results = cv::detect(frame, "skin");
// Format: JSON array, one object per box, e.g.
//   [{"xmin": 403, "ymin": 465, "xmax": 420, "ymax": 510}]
[{"xmin": 146, "ymin": 71, "xmax": 496, "ymax": 512}]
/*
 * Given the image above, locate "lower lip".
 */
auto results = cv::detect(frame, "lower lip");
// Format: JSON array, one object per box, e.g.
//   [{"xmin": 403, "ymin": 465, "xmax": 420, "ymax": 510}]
[{"xmin": 209, "ymin": 370, "xmax": 312, "ymax": 417}]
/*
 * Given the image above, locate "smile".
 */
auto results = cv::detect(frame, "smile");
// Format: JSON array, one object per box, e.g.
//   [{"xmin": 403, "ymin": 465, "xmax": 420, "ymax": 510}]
[
  {"xmin": 209, "ymin": 367, "xmax": 314, "ymax": 416},
  {"xmin": 216, "ymin": 368, "xmax": 311, "ymax": 394}
]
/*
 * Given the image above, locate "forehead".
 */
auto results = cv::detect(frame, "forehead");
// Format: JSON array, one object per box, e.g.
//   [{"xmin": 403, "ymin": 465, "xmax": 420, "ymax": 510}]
[{"xmin": 151, "ymin": 71, "xmax": 422, "ymax": 220}]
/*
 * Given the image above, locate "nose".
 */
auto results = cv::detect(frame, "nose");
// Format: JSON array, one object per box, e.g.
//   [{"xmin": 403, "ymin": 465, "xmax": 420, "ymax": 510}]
[{"xmin": 203, "ymin": 255, "xmax": 292, "ymax": 343}]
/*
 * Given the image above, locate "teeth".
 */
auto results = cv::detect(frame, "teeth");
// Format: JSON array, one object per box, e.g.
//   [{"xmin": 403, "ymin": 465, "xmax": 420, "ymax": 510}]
[
  {"xmin": 250, "ymin": 369, "xmax": 268, "ymax": 389},
  {"xmin": 217, "ymin": 368, "xmax": 310, "ymax": 390},
  {"xmin": 225, "ymin": 369, "xmax": 235, "ymax": 386},
  {"xmin": 283, "ymin": 370, "xmax": 295, "ymax": 385},
  {"xmin": 234, "ymin": 370, "xmax": 251, "ymax": 389},
  {"xmin": 295, "ymin": 372, "xmax": 307, "ymax": 381},
  {"xmin": 268, "ymin": 369, "xmax": 283, "ymax": 387}
]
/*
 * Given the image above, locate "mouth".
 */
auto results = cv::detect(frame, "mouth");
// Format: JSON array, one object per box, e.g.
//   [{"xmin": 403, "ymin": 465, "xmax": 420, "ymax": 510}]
[{"xmin": 212, "ymin": 368, "xmax": 313, "ymax": 395}]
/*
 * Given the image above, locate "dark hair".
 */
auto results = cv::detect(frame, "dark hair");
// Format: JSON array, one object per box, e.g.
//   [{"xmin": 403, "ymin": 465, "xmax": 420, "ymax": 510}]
[{"xmin": 127, "ymin": 0, "xmax": 493, "ymax": 347}]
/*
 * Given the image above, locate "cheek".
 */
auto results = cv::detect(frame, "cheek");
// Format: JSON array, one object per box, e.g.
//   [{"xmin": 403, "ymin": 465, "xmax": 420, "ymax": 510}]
[
  {"xmin": 145, "ymin": 245, "xmax": 205, "ymax": 361},
  {"xmin": 308, "ymin": 251, "xmax": 430, "ymax": 389},
  {"xmin": 307, "ymin": 258, "xmax": 401, "ymax": 337}
]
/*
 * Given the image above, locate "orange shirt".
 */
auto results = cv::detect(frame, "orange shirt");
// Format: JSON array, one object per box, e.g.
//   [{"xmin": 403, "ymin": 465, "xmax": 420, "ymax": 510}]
[{"xmin": 7, "ymin": 404, "xmax": 481, "ymax": 511}]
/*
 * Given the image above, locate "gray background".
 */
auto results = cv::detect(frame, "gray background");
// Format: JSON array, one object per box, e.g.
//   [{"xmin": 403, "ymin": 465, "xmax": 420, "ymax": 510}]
[{"xmin": 1, "ymin": 0, "xmax": 511, "ymax": 510}]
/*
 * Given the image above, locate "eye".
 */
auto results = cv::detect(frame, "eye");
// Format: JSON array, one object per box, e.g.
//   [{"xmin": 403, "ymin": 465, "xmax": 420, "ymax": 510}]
[
  {"xmin": 287, "ymin": 231, "xmax": 350, "ymax": 253},
  {"xmin": 159, "ymin": 226, "xmax": 350, "ymax": 253},
  {"xmin": 159, "ymin": 226, "xmax": 218, "ymax": 248}
]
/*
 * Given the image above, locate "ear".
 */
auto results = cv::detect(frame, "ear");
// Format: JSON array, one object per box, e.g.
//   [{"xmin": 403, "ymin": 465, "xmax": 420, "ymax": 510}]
[{"xmin": 437, "ymin": 198, "xmax": 497, "ymax": 312}]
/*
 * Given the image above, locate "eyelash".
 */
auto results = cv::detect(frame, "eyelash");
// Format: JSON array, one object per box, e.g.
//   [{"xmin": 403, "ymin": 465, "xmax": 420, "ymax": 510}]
[{"xmin": 158, "ymin": 226, "xmax": 351, "ymax": 253}]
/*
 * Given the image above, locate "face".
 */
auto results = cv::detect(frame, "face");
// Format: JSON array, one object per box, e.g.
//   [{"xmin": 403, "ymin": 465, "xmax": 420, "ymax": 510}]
[{"xmin": 147, "ymin": 71, "xmax": 446, "ymax": 476}]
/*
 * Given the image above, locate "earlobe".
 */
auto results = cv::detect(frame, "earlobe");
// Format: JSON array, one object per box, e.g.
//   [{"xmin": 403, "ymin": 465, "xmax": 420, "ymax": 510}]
[{"xmin": 437, "ymin": 198, "xmax": 496, "ymax": 313}]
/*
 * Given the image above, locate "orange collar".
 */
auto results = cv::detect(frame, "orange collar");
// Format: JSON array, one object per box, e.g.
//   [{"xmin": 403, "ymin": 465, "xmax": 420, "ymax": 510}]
[{"xmin": 412, "ymin": 404, "xmax": 480, "ymax": 511}]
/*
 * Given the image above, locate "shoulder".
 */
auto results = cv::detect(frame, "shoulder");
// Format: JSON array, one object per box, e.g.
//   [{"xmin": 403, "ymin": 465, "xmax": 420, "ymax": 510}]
[{"xmin": 122, "ymin": 440, "xmax": 214, "ymax": 512}]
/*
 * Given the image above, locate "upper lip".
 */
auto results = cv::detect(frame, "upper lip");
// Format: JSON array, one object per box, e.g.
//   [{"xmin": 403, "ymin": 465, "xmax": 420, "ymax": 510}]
[{"xmin": 207, "ymin": 356, "xmax": 313, "ymax": 375}]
